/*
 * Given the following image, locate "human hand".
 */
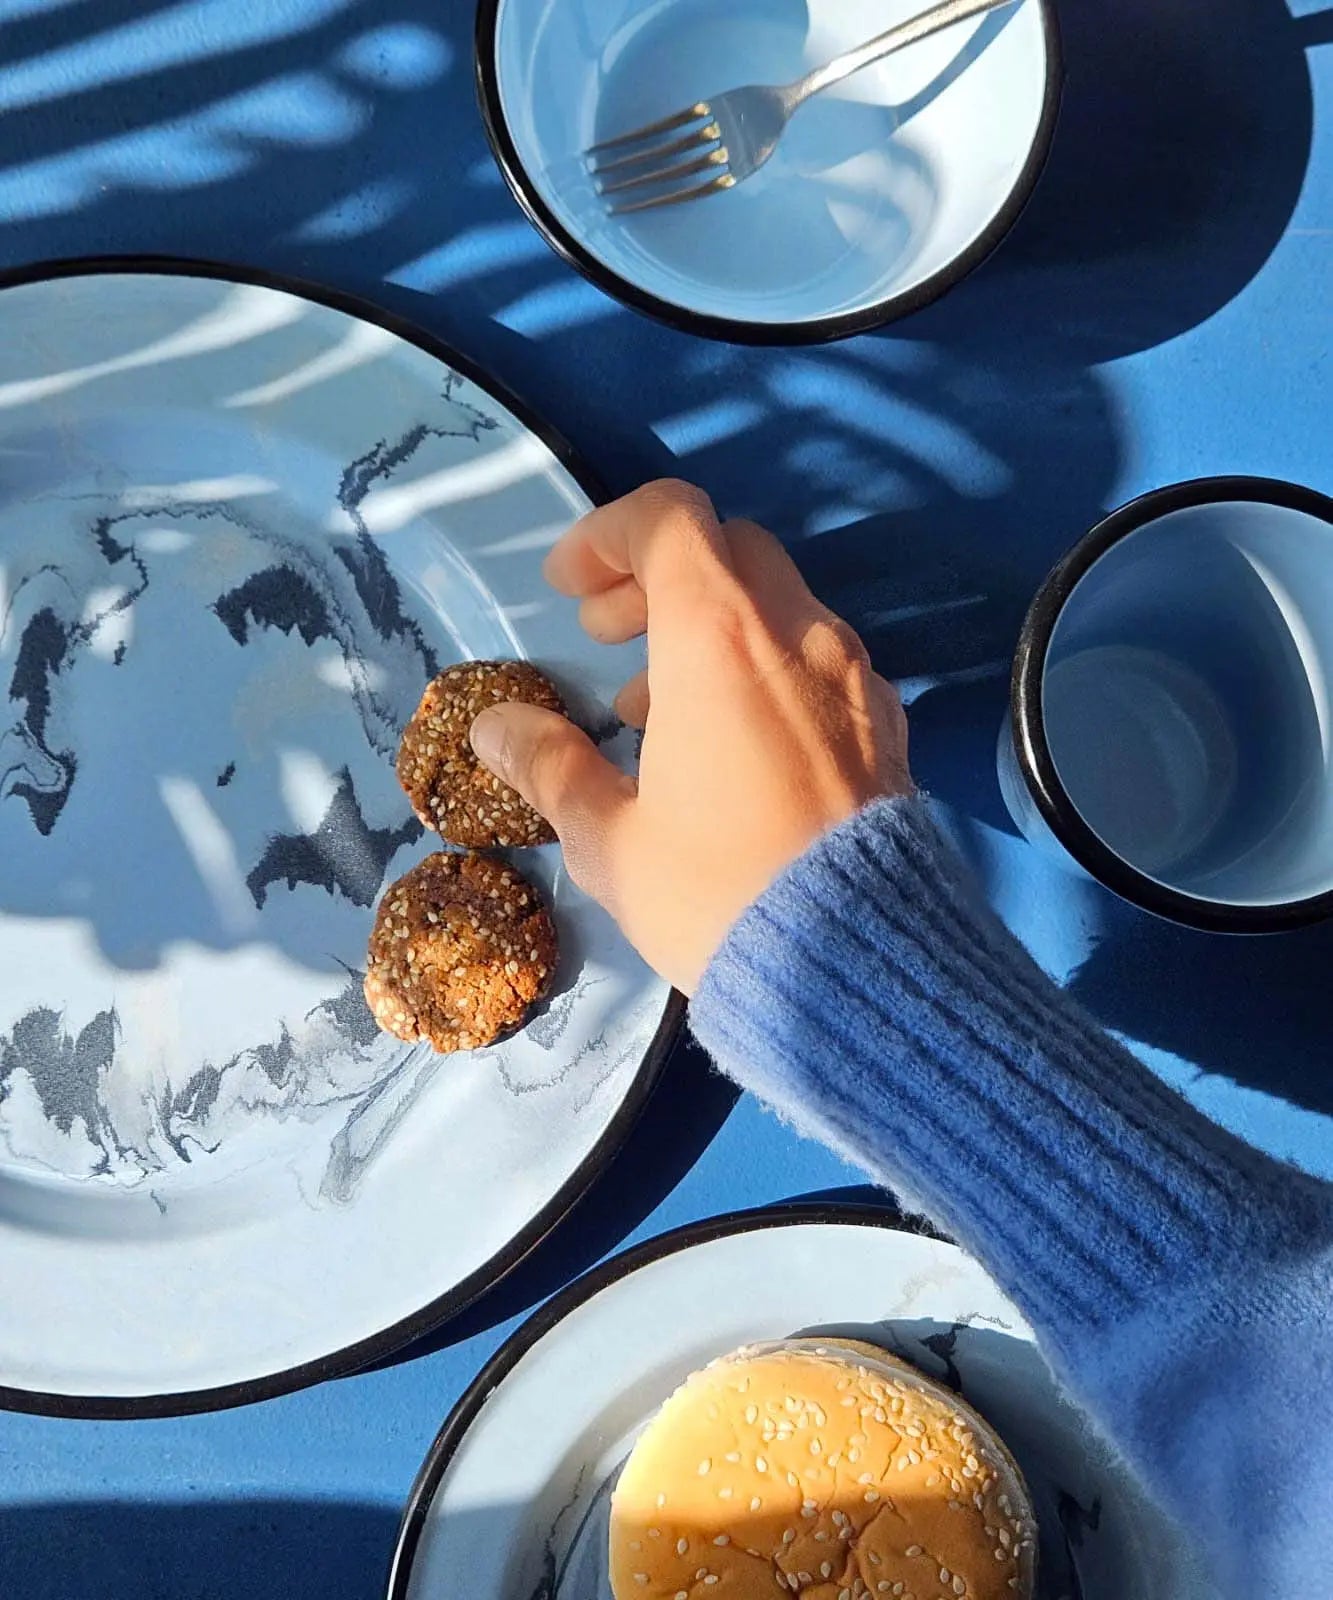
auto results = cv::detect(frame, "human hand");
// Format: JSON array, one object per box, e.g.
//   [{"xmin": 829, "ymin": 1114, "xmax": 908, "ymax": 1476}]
[{"xmin": 468, "ymin": 481, "xmax": 912, "ymax": 995}]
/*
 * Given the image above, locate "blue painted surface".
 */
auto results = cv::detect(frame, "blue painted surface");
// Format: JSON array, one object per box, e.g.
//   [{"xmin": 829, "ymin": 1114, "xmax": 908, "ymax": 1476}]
[{"xmin": 0, "ymin": 0, "xmax": 1329, "ymax": 1594}]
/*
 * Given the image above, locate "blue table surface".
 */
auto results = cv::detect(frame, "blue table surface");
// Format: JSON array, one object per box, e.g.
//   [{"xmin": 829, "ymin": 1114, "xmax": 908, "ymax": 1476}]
[{"xmin": 0, "ymin": 0, "xmax": 1330, "ymax": 1594}]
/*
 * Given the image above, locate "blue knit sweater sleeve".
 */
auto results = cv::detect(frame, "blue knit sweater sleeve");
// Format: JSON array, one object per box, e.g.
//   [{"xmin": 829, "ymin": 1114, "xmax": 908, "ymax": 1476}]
[{"xmin": 691, "ymin": 797, "xmax": 1333, "ymax": 1594}]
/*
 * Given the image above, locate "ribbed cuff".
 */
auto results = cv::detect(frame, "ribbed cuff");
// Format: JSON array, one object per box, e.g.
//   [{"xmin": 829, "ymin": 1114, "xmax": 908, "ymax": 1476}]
[{"xmin": 691, "ymin": 797, "xmax": 1331, "ymax": 1351}]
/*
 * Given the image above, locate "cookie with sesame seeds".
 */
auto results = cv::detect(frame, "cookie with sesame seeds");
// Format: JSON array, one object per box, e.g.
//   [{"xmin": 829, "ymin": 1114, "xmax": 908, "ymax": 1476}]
[
  {"xmin": 396, "ymin": 660, "xmax": 563, "ymax": 848},
  {"xmin": 364, "ymin": 851, "xmax": 557, "ymax": 1053}
]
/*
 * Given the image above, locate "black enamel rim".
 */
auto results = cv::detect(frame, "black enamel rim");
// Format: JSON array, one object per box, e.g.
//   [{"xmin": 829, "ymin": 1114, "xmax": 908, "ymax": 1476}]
[
  {"xmin": 474, "ymin": 1, "xmax": 1064, "ymax": 345},
  {"xmin": 385, "ymin": 1200, "xmax": 938, "ymax": 1600},
  {"xmin": 0, "ymin": 253, "xmax": 685, "ymax": 1419},
  {"xmin": 1012, "ymin": 474, "xmax": 1333, "ymax": 934}
]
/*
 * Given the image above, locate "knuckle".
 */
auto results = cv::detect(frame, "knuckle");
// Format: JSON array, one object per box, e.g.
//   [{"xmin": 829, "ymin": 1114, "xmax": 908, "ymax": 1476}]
[
  {"xmin": 805, "ymin": 614, "xmax": 871, "ymax": 667},
  {"xmin": 705, "ymin": 589, "xmax": 762, "ymax": 655},
  {"xmin": 638, "ymin": 477, "xmax": 716, "ymax": 526},
  {"xmin": 719, "ymin": 516, "xmax": 774, "ymax": 552},
  {"xmin": 872, "ymin": 670, "xmax": 905, "ymax": 714}
]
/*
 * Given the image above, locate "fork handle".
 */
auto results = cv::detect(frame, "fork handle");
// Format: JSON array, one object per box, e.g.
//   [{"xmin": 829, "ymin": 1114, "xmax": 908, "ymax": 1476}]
[{"xmin": 792, "ymin": 0, "xmax": 1022, "ymax": 103}]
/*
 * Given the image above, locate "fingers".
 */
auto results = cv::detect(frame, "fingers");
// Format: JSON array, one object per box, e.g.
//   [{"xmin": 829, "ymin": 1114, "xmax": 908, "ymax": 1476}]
[
  {"xmin": 469, "ymin": 703, "xmax": 634, "ymax": 903},
  {"xmin": 613, "ymin": 669, "xmax": 650, "ymax": 728},
  {"xmin": 722, "ymin": 518, "xmax": 815, "ymax": 608},
  {"xmin": 579, "ymin": 576, "xmax": 648, "ymax": 645},
  {"xmin": 720, "ymin": 518, "xmax": 827, "ymax": 642},
  {"xmin": 544, "ymin": 481, "xmax": 733, "ymax": 621}
]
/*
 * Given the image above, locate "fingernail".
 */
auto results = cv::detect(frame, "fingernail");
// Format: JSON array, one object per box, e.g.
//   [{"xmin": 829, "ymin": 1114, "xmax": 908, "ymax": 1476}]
[{"xmin": 469, "ymin": 707, "xmax": 507, "ymax": 771}]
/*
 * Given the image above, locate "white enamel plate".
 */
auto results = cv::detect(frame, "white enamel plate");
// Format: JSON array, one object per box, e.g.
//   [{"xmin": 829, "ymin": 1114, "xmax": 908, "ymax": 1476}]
[
  {"xmin": 390, "ymin": 1208, "xmax": 1209, "ymax": 1600},
  {"xmin": 0, "ymin": 261, "xmax": 676, "ymax": 1414}
]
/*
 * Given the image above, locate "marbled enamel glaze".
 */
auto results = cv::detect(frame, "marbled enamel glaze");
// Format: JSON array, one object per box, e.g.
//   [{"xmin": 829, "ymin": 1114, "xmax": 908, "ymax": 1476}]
[{"xmin": 0, "ymin": 267, "xmax": 672, "ymax": 1410}]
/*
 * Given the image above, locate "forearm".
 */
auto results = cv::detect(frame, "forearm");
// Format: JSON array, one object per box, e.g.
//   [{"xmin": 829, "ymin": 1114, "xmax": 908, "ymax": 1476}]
[{"xmin": 690, "ymin": 797, "xmax": 1333, "ymax": 1585}]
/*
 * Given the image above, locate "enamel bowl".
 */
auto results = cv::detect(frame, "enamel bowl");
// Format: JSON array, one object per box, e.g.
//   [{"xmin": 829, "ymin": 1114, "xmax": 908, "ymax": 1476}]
[{"xmin": 477, "ymin": 0, "xmax": 1062, "ymax": 342}]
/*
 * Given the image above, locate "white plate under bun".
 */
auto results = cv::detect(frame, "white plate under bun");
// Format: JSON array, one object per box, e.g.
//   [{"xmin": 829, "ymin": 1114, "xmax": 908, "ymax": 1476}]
[
  {"xmin": 478, "ymin": 0, "xmax": 1061, "ymax": 341},
  {"xmin": 389, "ymin": 1206, "xmax": 1208, "ymax": 1599}
]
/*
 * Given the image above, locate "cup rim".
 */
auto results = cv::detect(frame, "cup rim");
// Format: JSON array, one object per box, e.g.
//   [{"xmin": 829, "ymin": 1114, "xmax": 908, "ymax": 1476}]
[
  {"xmin": 473, "ymin": 0, "xmax": 1064, "ymax": 346},
  {"xmin": 1012, "ymin": 474, "xmax": 1333, "ymax": 933}
]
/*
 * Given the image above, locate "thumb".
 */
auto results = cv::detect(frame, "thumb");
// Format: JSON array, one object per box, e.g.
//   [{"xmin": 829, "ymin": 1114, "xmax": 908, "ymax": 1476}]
[{"xmin": 470, "ymin": 702, "xmax": 634, "ymax": 902}]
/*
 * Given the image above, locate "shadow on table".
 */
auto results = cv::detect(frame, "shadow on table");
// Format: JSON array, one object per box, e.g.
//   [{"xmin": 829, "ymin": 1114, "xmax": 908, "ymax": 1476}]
[
  {"xmin": 0, "ymin": 1498, "xmax": 399, "ymax": 1600},
  {"xmin": 0, "ymin": 0, "xmax": 1324, "ymax": 1222}
]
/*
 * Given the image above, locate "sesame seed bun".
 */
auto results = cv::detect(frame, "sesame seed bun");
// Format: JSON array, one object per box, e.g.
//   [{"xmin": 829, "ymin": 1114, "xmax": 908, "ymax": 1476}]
[{"xmin": 609, "ymin": 1339, "xmax": 1036, "ymax": 1600}]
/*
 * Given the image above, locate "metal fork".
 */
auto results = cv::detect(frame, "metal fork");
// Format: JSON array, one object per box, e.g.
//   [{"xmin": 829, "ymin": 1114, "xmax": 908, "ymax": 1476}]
[{"xmin": 585, "ymin": 0, "xmax": 1021, "ymax": 213}]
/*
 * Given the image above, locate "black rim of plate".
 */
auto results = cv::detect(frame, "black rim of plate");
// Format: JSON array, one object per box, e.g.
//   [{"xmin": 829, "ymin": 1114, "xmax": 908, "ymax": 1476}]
[
  {"xmin": 1012, "ymin": 473, "xmax": 1333, "ymax": 934},
  {"xmin": 473, "ymin": 0, "xmax": 1064, "ymax": 345},
  {"xmin": 386, "ymin": 1199, "xmax": 943, "ymax": 1600},
  {"xmin": 0, "ymin": 253, "xmax": 685, "ymax": 1420}
]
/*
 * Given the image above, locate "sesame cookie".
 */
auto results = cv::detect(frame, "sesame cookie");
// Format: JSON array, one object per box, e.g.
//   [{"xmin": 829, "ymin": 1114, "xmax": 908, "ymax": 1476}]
[
  {"xmin": 364, "ymin": 852, "xmax": 557, "ymax": 1052},
  {"xmin": 396, "ymin": 660, "xmax": 562, "ymax": 848}
]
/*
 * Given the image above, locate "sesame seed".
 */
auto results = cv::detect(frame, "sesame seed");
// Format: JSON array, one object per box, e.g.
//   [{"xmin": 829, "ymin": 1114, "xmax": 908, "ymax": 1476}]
[
  {"xmin": 865, "ymin": 1490, "xmax": 879, "ymax": 1503},
  {"xmin": 905, "ymin": 1546, "xmax": 922, "ymax": 1558},
  {"xmin": 633, "ymin": 1576, "xmax": 648, "ymax": 1586},
  {"xmin": 718, "ymin": 1487, "xmax": 733, "ymax": 1501},
  {"xmin": 750, "ymin": 1496, "xmax": 762, "ymax": 1512},
  {"xmin": 713, "ymin": 1535, "xmax": 730, "ymax": 1547},
  {"xmin": 755, "ymin": 1456, "xmax": 767, "ymax": 1473},
  {"xmin": 676, "ymin": 1538, "xmax": 688, "ymax": 1555},
  {"xmin": 697, "ymin": 1459, "xmax": 712, "ymax": 1476}
]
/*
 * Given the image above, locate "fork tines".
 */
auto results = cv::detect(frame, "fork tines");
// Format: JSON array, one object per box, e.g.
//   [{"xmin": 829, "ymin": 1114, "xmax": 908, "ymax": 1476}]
[{"xmin": 585, "ymin": 102, "xmax": 736, "ymax": 213}]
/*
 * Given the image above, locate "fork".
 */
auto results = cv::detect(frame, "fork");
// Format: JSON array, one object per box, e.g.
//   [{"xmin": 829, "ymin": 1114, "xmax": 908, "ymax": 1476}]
[{"xmin": 585, "ymin": 0, "xmax": 1021, "ymax": 213}]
